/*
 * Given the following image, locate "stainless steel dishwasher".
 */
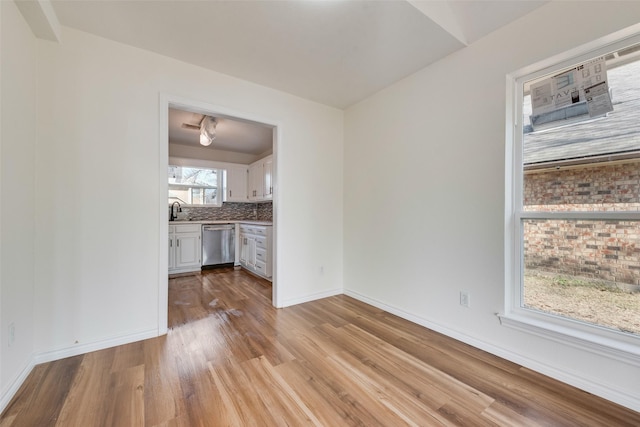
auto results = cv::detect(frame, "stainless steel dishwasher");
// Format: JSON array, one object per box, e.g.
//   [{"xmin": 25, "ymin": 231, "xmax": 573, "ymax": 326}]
[{"xmin": 201, "ymin": 224, "xmax": 235, "ymax": 267}]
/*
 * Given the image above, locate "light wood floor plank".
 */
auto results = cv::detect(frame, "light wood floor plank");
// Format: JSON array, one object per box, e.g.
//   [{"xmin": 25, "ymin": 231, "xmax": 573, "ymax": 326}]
[
  {"xmin": 54, "ymin": 349, "xmax": 116, "ymax": 426},
  {"xmin": 143, "ymin": 336, "xmax": 185, "ymax": 427},
  {"xmin": 103, "ymin": 365, "xmax": 145, "ymax": 426},
  {"xmin": 2, "ymin": 267, "xmax": 639, "ymax": 426}
]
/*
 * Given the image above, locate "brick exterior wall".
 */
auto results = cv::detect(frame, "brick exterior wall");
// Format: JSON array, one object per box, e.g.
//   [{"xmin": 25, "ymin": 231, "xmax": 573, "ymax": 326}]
[
  {"xmin": 524, "ymin": 161, "xmax": 640, "ymax": 286},
  {"xmin": 525, "ymin": 161, "xmax": 640, "ymax": 211}
]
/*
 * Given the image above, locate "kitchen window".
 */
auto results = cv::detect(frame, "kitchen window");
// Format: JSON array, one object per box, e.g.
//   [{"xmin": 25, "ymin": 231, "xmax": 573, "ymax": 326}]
[
  {"xmin": 503, "ymin": 29, "xmax": 640, "ymax": 362},
  {"xmin": 168, "ymin": 165, "xmax": 222, "ymax": 206}
]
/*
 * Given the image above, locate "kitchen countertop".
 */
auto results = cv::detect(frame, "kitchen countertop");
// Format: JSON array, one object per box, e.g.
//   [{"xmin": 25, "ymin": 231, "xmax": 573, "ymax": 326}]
[{"xmin": 169, "ymin": 220, "xmax": 273, "ymax": 226}]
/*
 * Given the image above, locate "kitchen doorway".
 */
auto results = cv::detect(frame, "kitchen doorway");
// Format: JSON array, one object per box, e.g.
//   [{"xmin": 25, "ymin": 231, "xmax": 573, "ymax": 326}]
[{"xmin": 158, "ymin": 94, "xmax": 279, "ymax": 334}]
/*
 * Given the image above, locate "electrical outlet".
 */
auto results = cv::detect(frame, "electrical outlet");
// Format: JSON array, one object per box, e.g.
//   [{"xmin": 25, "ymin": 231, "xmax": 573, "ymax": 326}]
[
  {"xmin": 8, "ymin": 322, "xmax": 15, "ymax": 347},
  {"xmin": 460, "ymin": 291, "xmax": 470, "ymax": 308}
]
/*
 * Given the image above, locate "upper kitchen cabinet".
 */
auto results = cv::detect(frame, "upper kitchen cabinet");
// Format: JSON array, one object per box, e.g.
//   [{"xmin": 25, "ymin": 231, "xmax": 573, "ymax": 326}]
[
  {"xmin": 263, "ymin": 156, "xmax": 273, "ymax": 200},
  {"xmin": 225, "ymin": 164, "xmax": 249, "ymax": 202},
  {"xmin": 248, "ymin": 155, "xmax": 273, "ymax": 202},
  {"xmin": 248, "ymin": 161, "xmax": 263, "ymax": 201}
]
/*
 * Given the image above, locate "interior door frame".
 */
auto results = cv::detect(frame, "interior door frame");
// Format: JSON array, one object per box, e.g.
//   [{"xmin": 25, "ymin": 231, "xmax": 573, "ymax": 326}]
[{"xmin": 158, "ymin": 93, "xmax": 280, "ymax": 334}]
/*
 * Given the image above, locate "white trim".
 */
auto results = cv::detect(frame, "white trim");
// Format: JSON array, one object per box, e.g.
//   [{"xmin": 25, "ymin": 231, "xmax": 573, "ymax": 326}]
[
  {"xmin": 158, "ymin": 93, "xmax": 170, "ymax": 335},
  {"xmin": 345, "ymin": 289, "xmax": 640, "ymax": 412},
  {"xmin": 0, "ymin": 356, "xmax": 35, "ymax": 414},
  {"xmin": 519, "ymin": 211, "xmax": 640, "ymax": 221},
  {"xmin": 33, "ymin": 328, "xmax": 159, "ymax": 365},
  {"xmin": 511, "ymin": 23, "xmax": 640, "ymax": 83},
  {"xmin": 158, "ymin": 93, "xmax": 282, "ymax": 315},
  {"xmin": 169, "ymin": 156, "xmax": 247, "ymax": 170},
  {"xmin": 271, "ymin": 126, "xmax": 280, "ymax": 307},
  {"xmin": 504, "ymin": 26, "xmax": 640, "ymax": 365},
  {"xmin": 498, "ymin": 312, "xmax": 640, "ymax": 367},
  {"xmin": 504, "ymin": 71, "xmax": 518, "ymax": 314},
  {"xmin": 280, "ymin": 288, "xmax": 342, "ymax": 308}
]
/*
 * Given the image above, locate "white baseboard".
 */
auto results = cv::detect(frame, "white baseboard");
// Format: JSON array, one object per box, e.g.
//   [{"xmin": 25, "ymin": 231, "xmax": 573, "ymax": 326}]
[
  {"xmin": 34, "ymin": 328, "xmax": 159, "ymax": 365},
  {"xmin": 0, "ymin": 328, "xmax": 161, "ymax": 414},
  {"xmin": 280, "ymin": 287, "xmax": 342, "ymax": 308},
  {"xmin": 0, "ymin": 355, "xmax": 36, "ymax": 414},
  {"xmin": 344, "ymin": 289, "xmax": 640, "ymax": 413}
]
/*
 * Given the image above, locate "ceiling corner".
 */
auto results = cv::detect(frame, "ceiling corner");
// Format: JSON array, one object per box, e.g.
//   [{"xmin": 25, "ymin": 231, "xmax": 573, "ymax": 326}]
[
  {"xmin": 15, "ymin": 0, "xmax": 62, "ymax": 42},
  {"xmin": 407, "ymin": 0, "xmax": 469, "ymax": 46}
]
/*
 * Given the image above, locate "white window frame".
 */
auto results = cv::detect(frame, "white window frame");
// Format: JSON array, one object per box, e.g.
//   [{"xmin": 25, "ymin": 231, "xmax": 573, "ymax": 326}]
[{"xmin": 502, "ymin": 26, "xmax": 640, "ymax": 366}]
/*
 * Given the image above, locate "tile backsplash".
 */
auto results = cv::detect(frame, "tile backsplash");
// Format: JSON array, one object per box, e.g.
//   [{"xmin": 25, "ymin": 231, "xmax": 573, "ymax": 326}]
[
  {"xmin": 178, "ymin": 202, "xmax": 272, "ymax": 222},
  {"xmin": 256, "ymin": 202, "xmax": 272, "ymax": 221}
]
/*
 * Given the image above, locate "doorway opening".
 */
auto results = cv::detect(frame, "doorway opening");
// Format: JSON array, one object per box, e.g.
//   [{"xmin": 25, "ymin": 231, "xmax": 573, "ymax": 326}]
[{"xmin": 158, "ymin": 94, "xmax": 279, "ymax": 334}]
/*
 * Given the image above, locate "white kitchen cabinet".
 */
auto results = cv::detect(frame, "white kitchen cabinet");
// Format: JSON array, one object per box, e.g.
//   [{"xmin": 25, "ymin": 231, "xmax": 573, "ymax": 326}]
[
  {"xmin": 239, "ymin": 223, "xmax": 272, "ymax": 280},
  {"xmin": 248, "ymin": 161, "xmax": 263, "ymax": 201},
  {"xmin": 248, "ymin": 155, "xmax": 273, "ymax": 202},
  {"xmin": 239, "ymin": 231, "xmax": 256, "ymax": 268},
  {"xmin": 169, "ymin": 223, "xmax": 201, "ymax": 274},
  {"xmin": 263, "ymin": 156, "xmax": 273, "ymax": 200},
  {"xmin": 168, "ymin": 225, "xmax": 176, "ymax": 270},
  {"xmin": 225, "ymin": 165, "xmax": 249, "ymax": 202}
]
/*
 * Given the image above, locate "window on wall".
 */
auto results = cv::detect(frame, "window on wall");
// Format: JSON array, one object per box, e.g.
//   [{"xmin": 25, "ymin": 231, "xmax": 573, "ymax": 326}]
[
  {"xmin": 168, "ymin": 165, "xmax": 221, "ymax": 206},
  {"xmin": 504, "ymin": 30, "xmax": 640, "ymax": 358}
]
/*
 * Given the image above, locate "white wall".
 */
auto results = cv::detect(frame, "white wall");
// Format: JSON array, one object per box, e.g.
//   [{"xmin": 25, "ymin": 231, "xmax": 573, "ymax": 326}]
[
  {"xmin": 344, "ymin": 1, "xmax": 640, "ymax": 411},
  {"xmin": 33, "ymin": 27, "xmax": 343, "ymax": 354},
  {"xmin": 0, "ymin": 0, "xmax": 37, "ymax": 403}
]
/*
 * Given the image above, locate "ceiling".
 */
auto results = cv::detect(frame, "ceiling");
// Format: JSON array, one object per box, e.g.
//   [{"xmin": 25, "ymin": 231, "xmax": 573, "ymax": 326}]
[
  {"xmin": 50, "ymin": 0, "xmax": 547, "ymax": 110},
  {"xmin": 40, "ymin": 0, "xmax": 547, "ymax": 155},
  {"xmin": 168, "ymin": 108, "xmax": 273, "ymax": 155}
]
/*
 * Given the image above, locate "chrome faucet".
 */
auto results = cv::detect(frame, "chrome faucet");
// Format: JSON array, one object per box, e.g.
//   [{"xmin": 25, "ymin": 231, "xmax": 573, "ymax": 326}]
[{"xmin": 170, "ymin": 201, "xmax": 182, "ymax": 221}]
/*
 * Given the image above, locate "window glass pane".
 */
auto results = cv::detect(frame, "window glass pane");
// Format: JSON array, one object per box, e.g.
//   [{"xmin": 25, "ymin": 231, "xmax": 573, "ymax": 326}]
[
  {"xmin": 204, "ymin": 188, "xmax": 217, "ymax": 204},
  {"xmin": 510, "ymin": 36, "xmax": 640, "ymax": 345},
  {"xmin": 523, "ymin": 218, "xmax": 640, "ymax": 335},
  {"xmin": 168, "ymin": 165, "xmax": 220, "ymax": 206},
  {"xmin": 191, "ymin": 188, "xmax": 203, "ymax": 205},
  {"xmin": 524, "ymin": 162, "xmax": 640, "ymax": 212},
  {"xmin": 522, "ymin": 54, "xmax": 640, "ymax": 213},
  {"xmin": 169, "ymin": 167, "xmax": 217, "ymax": 186}
]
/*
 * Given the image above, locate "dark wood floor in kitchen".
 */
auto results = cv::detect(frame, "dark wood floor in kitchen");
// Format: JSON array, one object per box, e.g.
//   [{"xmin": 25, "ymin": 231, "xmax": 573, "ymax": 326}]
[{"xmin": 1, "ymin": 267, "xmax": 639, "ymax": 426}]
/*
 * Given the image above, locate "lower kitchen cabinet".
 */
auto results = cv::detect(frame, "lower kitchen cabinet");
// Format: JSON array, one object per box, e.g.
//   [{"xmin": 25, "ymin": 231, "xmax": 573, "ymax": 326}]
[
  {"xmin": 169, "ymin": 224, "xmax": 201, "ymax": 274},
  {"xmin": 239, "ymin": 223, "xmax": 272, "ymax": 279}
]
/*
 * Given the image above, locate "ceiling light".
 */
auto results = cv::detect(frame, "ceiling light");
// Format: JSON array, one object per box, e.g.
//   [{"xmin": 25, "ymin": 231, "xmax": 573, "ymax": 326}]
[
  {"xmin": 200, "ymin": 132, "xmax": 211, "ymax": 146},
  {"xmin": 200, "ymin": 116, "xmax": 217, "ymax": 146}
]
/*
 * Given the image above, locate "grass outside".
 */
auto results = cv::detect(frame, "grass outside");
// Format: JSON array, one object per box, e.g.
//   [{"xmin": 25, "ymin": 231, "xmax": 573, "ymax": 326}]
[{"xmin": 524, "ymin": 270, "xmax": 640, "ymax": 335}]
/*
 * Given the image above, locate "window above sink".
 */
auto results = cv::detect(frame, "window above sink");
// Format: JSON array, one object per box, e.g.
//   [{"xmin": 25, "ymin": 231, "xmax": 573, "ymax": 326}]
[{"xmin": 168, "ymin": 165, "xmax": 222, "ymax": 207}]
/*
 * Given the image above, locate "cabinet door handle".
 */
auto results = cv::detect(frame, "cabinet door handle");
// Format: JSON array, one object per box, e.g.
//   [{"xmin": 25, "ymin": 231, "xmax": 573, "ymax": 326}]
[
  {"xmin": 229, "ymin": 190, "xmax": 232, "ymax": 197},
  {"xmin": 177, "ymin": 240, "xmax": 180, "ymax": 247}
]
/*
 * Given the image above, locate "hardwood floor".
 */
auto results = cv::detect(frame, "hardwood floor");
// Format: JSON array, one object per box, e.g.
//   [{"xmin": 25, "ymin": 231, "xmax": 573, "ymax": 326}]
[{"xmin": 1, "ymin": 267, "xmax": 639, "ymax": 426}]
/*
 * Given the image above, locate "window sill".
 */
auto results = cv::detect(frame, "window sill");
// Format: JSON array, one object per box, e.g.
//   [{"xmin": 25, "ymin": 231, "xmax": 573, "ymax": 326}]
[{"xmin": 498, "ymin": 310, "xmax": 640, "ymax": 367}]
